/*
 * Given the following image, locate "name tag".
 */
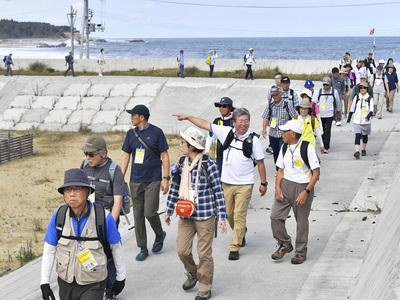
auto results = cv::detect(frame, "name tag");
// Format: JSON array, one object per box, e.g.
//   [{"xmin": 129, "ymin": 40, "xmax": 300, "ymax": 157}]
[
  {"xmin": 271, "ymin": 119, "xmax": 277, "ymax": 128},
  {"xmin": 134, "ymin": 148, "xmax": 145, "ymax": 164},
  {"xmin": 321, "ymin": 103, "xmax": 327, "ymax": 110},
  {"xmin": 77, "ymin": 247, "xmax": 98, "ymax": 270},
  {"xmin": 363, "ymin": 110, "xmax": 368, "ymax": 116},
  {"xmin": 294, "ymin": 159, "xmax": 303, "ymax": 167}
]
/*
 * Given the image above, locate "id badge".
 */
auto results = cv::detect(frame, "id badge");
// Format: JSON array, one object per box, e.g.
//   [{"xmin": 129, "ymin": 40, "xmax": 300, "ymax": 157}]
[
  {"xmin": 363, "ymin": 110, "xmax": 368, "ymax": 116},
  {"xmin": 77, "ymin": 247, "xmax": 98, "ymax": 270},
  {"xmin": 294, "ymin": 159, "xmax": 304, "ymax": 167},
  {"xmin": 321, "ymin": 103, "xmax": 327, "ymax": 110},
  {"xmin": 271, "ymin": 119, "xmax": 277, "ymax": 128},
  {"xmin": 134, "ymin": 148, "xmax": 145, "ymax": 164}
]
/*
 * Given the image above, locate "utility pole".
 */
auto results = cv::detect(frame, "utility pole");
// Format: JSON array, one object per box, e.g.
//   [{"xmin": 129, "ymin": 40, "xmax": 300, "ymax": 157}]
[
  {"xmin": 67, "ymin": 6, "xmax": 76, "ymax": 54},
  {"xmin": 79, "ymin": 0, "xmax": 88, "ymax": 59}
]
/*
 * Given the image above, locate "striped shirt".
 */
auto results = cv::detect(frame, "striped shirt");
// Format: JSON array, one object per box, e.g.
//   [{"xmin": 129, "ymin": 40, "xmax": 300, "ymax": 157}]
[
  {"xmin": 262, "ymin": 100, "xmax": 298, "ymax": 138},
  {"xmin": 166, "ymin": 157, "xmax": 226, "ymax": 221}
]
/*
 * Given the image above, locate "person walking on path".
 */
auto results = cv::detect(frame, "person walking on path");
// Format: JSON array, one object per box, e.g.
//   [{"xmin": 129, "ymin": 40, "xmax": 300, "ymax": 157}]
[
  {"xmin": 64, "ymin": 51, "xmax": 77, "ymax": 77},
  {"xmin": 349, "ymin": 73, "xmax": 373, "ymax": 109},
  {"xmin": 98, "ymin": 48, "xmax": 106, "ymax": 76},
  {"xmin": 244, "ymin": 48, "xmax": 256, "ymax": 80},
  {"xmin": 385, "ymin": 64, "xmax": 399, "ymax": 113},
  {"xmin": 370, "ymin": 65, "xmax": 386, "ymax": 119},
  {"xmin": 205, "ymin": 97, "xmax": 235, "ymax": 173},
  {"xmin": 340, "ymin": 68, "xmax": 351, "ymax": 118},
  {"xmin": 339, "ymin": 52, "xmax": 352, "ymax": 69},
  {"xmin": 165, "ymin": 127, "xmax": 227, "ymax": 300},
  {"xmin": 4, "ymin": 52, "xmax": 13, "ymax": 76},
  {"xmin": 345, "ymin": 63, "xmax": 357, "ymax": 89},
  {"xmin": 208, "ymin": 50, "xmax": 217, "ymax": 78},
  {"xmin": 312, "ymin": 77, "xmax": 341, "ymax": 153},
  {"xmin": 177, "ymin": 50, "xmax": 185, "ymax": 78},
  {"xmin": 299, "ymin": 89, "xmax": 323, "ymax": 134},
  {"xmin": 330, "ymin": 67, "xmax": 345, "ymax": 126},
  {"xmin": 354, "ymin": 58, "xmax": 367, "ymax": 85},
  {"xmin": 365, "ymin": 53, "xmax": 376, "ymax": 76},
  {"xmin": 120, "ymin": 105, "xmax": 170, "ymax": 261},
  {"xmin": 270, "ymin": 119, "xmax": 320, "ymax": 265},
  {"xmin": 385, "ymin": 58, "xmax": 397, "ymax": 74},
  {"xmin": 173, "ymin": 108, "xmax": 267, "ymax": 261},
  {"xmin": 347, "ymin": 82, "xmax": 374, "ymax": 159},
  {"xmin": 79, "ymin": 135, "xmax": 125, "ymax": 299},
  {"xmin": 40, "ymin": 168, "xmax": 126, "ymax": 300},
  {"xmin": 262, "ymin": 86, "xmax": 298, "ymax": 170},
  {"xmin": 281, "ymin": 76, "xmax": 299, "ymax": 108}
]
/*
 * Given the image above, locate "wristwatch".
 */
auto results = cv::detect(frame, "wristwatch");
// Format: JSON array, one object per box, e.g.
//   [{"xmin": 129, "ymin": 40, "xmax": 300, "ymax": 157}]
[
  {"xmin": 163, "ymin": 176, "xmax": 171, "ymax": 180},
  {"xmin": 260, "ymin": 182, "xmax": 268, "ymax": 187},
  {"xmin": 304, "ymin": 188, "xmax": 311, "ymax": 194}
]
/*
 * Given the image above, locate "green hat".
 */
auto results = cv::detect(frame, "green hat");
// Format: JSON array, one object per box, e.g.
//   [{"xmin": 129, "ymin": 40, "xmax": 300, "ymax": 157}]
[
  {"xmin": 126, "ymin": 104, "xmax": 150, "ymax": 119},
  {"xmin": 80, "ymin": 135, "xmax": 107, "ymax": 152},
  {"xmin": 356, "ymin": 82, "xmax": 372, "ymax": 94}
]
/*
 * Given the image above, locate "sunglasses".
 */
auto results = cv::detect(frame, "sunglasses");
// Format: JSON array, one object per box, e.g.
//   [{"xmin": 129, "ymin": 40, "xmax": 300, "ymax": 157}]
[
  {"xmin": 360, "ymin": 87, "xmax": 368, "ymax": 90},
  {"xmin": 84, "ymin": 151, "xmax": 99, "ymax": 157},
  {"xmin": 216, "ymin": 105, "xmax": 229, "ymax": 108},
  {"xmin": 64, "ymin": 186, "xmax": 85, "ymax": 194}
]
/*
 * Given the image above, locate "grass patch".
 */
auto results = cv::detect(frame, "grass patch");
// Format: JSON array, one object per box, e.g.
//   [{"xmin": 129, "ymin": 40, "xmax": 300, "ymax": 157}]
[{"xmin": 28, "ymin": 61, "xmax": 48, "ymax": 72}]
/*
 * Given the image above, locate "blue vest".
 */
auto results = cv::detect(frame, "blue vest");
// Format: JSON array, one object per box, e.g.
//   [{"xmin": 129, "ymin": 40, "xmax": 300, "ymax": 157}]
[{"xmin": 386, "ymin": 72, "xmax": 398, "ymax": 91}]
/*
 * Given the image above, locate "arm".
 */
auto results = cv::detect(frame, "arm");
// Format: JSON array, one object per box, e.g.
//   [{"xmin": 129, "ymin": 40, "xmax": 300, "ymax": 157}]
[
  {"xmin": 120, "ymin": 152, "xmax": 130, "ymax": 177},
  {"xmin": 173, "ymin": 114, "xmax": 212, "ymax": 132},
  {"xmin": 275, "ymin": 168, "xmax": 284, "ymax": 201},
  {"xmin": 40, "ymin": 242, "xmax": 56, "ymax": 300},
  {"xmin": 165, "ymin": 180, "xmax": 180, "ymax": 225},
  {"xmin": 256, "ymin": 160, "xmax": 267, "ymax": 196},
  {"xmin": 161, "ymin": 150, "xmax": 170, "ymax": 194},
  {"xmin": 296, "ymin": 168, "xmax": 320, "ymax": 206},
  {"xmin": 262, "ymin": 119, "xmax": 268, "ymax": 139},
  {"xmin": 110, "ymin": 242, "xmax": 126, "ymax": 281},
  {"xmin": 111, "ymin": 195, "xmax": 123, "ymax": 222},
  {"xmin": 204, "ymin": 134, "xmax": 215, "ymax": 155},
  {"xmin": 314, "ymin": 126, "xmax": 325, "ymax": 154}
]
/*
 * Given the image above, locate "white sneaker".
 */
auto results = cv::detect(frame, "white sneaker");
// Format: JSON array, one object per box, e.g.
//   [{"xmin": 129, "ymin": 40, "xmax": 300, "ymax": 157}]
[
  {"xmin": 98, "ymin": 74, "xmax": 103, "ymax": 76},
  {"xmin": 332, "ymin": 121, "xmax": 336, "ymax": 125},
  {"xmin": 336, "ymin": 121, "xmax": 342, "ymax": 126},
  {"xmin": 324, "ymin": 149, "xmax": 329, "ymax": 154}
]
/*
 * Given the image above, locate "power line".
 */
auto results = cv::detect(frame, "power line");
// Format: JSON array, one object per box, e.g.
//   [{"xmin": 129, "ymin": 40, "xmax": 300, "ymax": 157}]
[{"xmin": 146, "ymin": 0, "xmax": 400, "ymax": 9}]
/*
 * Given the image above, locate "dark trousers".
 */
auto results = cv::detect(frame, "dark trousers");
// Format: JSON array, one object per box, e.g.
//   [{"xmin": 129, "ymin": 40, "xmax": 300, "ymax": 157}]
[
  {"xmin": 321, "ymin": 117, "xmax": 334, "ymax": 150},
  {"xmin": 216, "ymin": 157, "xmax": 223, "ymax": 174},
  {"xmin": 5, "ymin": 64, "xmax": 12, "ymax": 76},
  {"xmin": 105, "ymin": 217, "xmax": 119, "ymax": 295},
  {"xmin": 209, "ymin": 65, "xmax": 214, "ymax": 77},
  {"xmin": 64, "ymin": 63, "xmax": 75, "ymax": 76},
  {"xmin": 58, "ymin": 277, "xmax": 107, "ymax": 300},
  {"xmin": 245, "ymin": 64, "xmax": 253, "ymax": 79},
  {"xmin": 269, "ymin": 136, "xmax": 284, "ymax": 171}
]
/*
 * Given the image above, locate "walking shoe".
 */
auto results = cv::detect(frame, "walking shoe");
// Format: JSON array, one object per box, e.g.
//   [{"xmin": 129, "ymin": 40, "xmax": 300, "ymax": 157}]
[
  {"xmin": 105, "ymin": 294, "xmax": 118, "ymax": 300},
  {"xmin": 135, "ymin": 247, "xmax": 149, "ymax": 261},
  {"xmin": 336, "ymin": 121, "xmax": 342, "ymax": 126},
  {"xmin": 354, "ymin": 151, "xmax": 360, "ymax": 159},
  {"xmin": 182, "ymin": 272, "xmax": 198, "ymax": 291},
  {"xmin": 291, "ymin": 254, "xmax": 306, "ymax": 265},
  {"xmin": 271, "ymin": 242, "xmax": 293, "ymax": 260},
  {"xmin": 323, "ymin": 149, "xmax": 328, "ymax": 154},
  {"xmin": 361, "ymin": 150, "xmax": 366, "ymax": 156},
  {"xmin": 332, "ymin": 120, "xmax": 336, "ymax": 125},
  {"xmin": 266, "ymin": 146, "xmax": 273, "ymax": 154},
  {"xmin": 152, "ymin": 231, "xmax": 166, "ymax": 253},
  {"xmin": 195, "ymin": 291, "xmax": 212, "ymax": 300},
  {"xmin": 228, "ymin": 251, "xmax": 239, "ymax": 260},
  {"xmin": 378, "ymin": 117, "xmax": 382, "ymax": 119}
]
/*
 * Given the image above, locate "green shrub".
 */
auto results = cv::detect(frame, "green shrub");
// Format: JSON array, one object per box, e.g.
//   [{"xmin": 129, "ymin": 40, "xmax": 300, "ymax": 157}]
[
  {"xmin": 28, "ymin": 61, "xmax": 47, "ymax": 72},
  {"xmin": 46, "ymin": 67, "xmax": 55, "ymax": 73}
]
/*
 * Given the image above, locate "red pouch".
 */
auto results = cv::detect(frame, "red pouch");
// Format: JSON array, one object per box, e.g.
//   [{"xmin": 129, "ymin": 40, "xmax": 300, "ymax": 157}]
[{"xmin": 176, "ymin": 200, "xmax": 195, "ymax": 217}]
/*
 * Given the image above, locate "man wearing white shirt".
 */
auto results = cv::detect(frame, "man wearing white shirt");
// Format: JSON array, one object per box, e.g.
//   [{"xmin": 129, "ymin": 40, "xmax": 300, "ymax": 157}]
[
  {"xmin": 244, "ymin": 48, "xmax": 256, "ymax": 80},
  {"xmin": 98, "ymin": 48, "xmax": 106, "ymax": 76},
  {"xmin": 174, "ymin": 108, "xmax": 267, "ymax": 261},
  {"xmin": 270, "ymin": 120, "xmax": 320, "ymax": 265}
]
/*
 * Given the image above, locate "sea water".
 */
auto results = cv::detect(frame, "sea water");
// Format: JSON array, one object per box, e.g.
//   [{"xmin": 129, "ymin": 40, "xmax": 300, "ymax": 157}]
[{"xmin": 2, "ymin": 36, "xmax": 400, "ymax": 62}]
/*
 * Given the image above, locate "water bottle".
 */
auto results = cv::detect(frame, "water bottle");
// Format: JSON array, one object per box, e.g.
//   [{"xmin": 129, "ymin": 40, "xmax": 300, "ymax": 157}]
[{"xmin": 171, "ymin": 163, "xmax": 178, "ymax": 174}]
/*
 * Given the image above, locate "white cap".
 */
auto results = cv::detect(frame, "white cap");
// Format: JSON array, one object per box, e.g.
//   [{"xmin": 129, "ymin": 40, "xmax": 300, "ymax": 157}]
[{"xmin": 279, "ymin": 120, "xmax": 304, "ymax": 134}]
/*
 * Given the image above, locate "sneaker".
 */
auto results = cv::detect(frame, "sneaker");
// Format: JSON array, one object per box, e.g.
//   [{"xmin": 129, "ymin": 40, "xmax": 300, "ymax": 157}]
[
  {"xmin": 105, "ymin": 294, "xmax": 118, "ymax": 300},
  {"xmin": 135, "ymin": 247, "xmax": 149, "ymax": 261},
  {"xmin": 291, "ymin": 254, "xmax": 306, "ymax": 265},
  {"xmin": 332, "ymin": 120, "xmax": 336, "ymax": 125},
  {"xmin": 266, "ymin": 146, "xmax": 273, "ymax": 154},
  {"xmin": 228, "ymin": 251, "xmax": 239, "ymax": 260},
  {"xmin": 378, "ymin": 117, "xmax": 382, "ymax": 119},
  {"xmin": 323, "ymin": 149, "xmax": 328, "ymax": 154},
  {"xmin": 271, "ymin": 241, "xmax": 293, "ymax": 260},
  {"xmin": 195, "ymin": 291, "xmax": 212, "ymax": 300},
  {"xmin": 152, "ymin": 231, "xmax": 166, "ymax": 253},
  {"xmin": 336, "ymin": 121, "xmax": 342, "ymax": 126},
  {"xmin": 361, "ymin": 150, "xmax": 366, "ymax": 156},
  {"xmin": 182, "ymin": 272, "xmax": 198, "ymax": 291},
  {"xmin": 354, "ymin": 151, "xmax": 360, "ymax": 159}
]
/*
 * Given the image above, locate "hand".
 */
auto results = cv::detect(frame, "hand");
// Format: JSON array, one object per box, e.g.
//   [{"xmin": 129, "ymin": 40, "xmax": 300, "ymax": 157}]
[
  {"xmin": 218, "ymin": 220, "xmax": 227, "ymax": 234},
  {"xmin": 365, "ymin": 118, "xmax": 369, "ymax": 122},
  {"xmin": 112, "ymin": 279, "xmax": 125, "ymax": 295},
  {"xmin": 161, "ymin": 179, "xmax": 169, "ymax": 195},
  {"xmin": 275, "ymin": 187, "xmax": 283, "ymax": 201},
  {"xmin": 172, "ymin": 114, "xmax": 190, "ymax": 121},
  {"xmin": 40, "ymin": 284, "xmax": 55, "ymax": 300},
  {"xmin": 296, "ymin": 190, "xmax": 308, "ymax": 206},
  {"xmin": 262, "ymin": 129, "xmax": 267, "ymax": 139},
  {"xmin": 165, "ymin": 215, "xmax": 171, "ymax": 226},
  {"xmin": 320, "ymin": 147, "xmax": 325, "ymax": 154},
  {"xmin": 259, "ymin": 184, "xmax": 267, "ymax": 196},
  {"xmin": 205, "ymin": 152, "xmax": 209, "ymax": 156}
]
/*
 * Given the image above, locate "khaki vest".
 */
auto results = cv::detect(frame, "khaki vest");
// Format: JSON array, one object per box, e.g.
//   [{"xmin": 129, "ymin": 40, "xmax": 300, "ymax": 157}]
[{"xmin": 56, "ymin": 205, "xmax": 108, "ymax": 285}]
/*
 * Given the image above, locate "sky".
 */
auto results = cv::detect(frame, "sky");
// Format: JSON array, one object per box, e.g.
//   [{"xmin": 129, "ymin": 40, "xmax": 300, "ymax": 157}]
[{"xmin": 0, "ymin": 0, "xmax": 400, "ymax": 38}]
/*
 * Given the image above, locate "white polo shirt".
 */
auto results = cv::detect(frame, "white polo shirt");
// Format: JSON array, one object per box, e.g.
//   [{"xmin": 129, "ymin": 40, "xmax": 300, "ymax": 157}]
[
  {"xmin": 276, "ymin": 140, "xmax": 320, "ymax": 184},
  {"xmin": 211, "ymin": 123, "xmax": 265, "ymax": 185}
]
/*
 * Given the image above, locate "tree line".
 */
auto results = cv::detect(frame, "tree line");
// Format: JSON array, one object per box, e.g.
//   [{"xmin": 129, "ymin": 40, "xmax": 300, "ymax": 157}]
[{"xmin": 0, "ymin": 19, "xmax": 72, "ymax": 39}]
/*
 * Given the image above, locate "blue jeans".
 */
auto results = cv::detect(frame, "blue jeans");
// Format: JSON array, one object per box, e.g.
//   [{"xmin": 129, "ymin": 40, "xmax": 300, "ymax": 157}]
[
  {"xmin": 177, "ymin": 64, "xmax": 184, "ymax": 77},
  {"xmin": 269, "ymin": 136, "xmax": 284, "ymax": 171}
]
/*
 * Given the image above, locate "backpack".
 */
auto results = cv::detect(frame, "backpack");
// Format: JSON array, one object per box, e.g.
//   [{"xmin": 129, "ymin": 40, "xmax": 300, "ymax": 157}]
[
  {"xmin": 243, "ymin": 54, "xmax": 248, "ymax": 62},
  {"xmin": 281, "ymin": 140, "xmax": 311, "ymax": 170},
  {"xmin": 81, "ymin": 160, "xmax": 131, "ymax": 215},
  {"xmin": 267, "ymin": 101, "xmax": 292, "ymax": 121},
  {"xmin": 55, "ymin": 203, "xmax": 112, "ymax": 259},
  {"xmin": 317, "ymin": 88, "xmax": 337, "ymax": 112},
  {"xmin": 3, "ymin": 56, "xmax": 7, "ymax": 63},
  {"xmin": 206, "ymin": 55, "xmax": 211, "ymax": 65},
  {"xmin": 65, "ymin": 55, "xmax": 70, "ymax": 63},
  {"xmin": 373, "ymin": 73, "xmax": 386, "ymax": 90},
  {"xmin": 282, "ymin": 89, "xmax": 295, "ymax": 108},
  {"xmin": 221, "ymin": 129, "xmax": 259, "ymax": 166}
]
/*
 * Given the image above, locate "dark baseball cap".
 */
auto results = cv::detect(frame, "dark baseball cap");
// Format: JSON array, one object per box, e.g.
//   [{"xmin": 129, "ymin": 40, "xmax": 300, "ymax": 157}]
[
  {"xmin": 281, "ymin": 76, "xmax": 290, "ymax": 83},
  {"xmin": 270, "ymin": 85, "xmax": 281, "ymax": 95},
  {"xmin": 214, "ymin": 97, "xmax": 233, "ymax": 107},
  {"xmin": 80, "ymin": 135, "xmax": 107, "ymax": 152},
  {"xmin": 126, "ymin": 104, "xmax": 150, "ymax": 119}
]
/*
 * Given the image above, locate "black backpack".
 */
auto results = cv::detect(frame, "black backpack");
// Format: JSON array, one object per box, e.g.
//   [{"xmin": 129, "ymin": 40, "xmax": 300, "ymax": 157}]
[
  {"xmin": 3, "ymin": 56, "xmax": 7, "ymax": 63},
  {"xmin": 317, "ymin": 88, "xmax": 337, "ymax": 112},
  {"xmin": 282, "ymin": 89, "xmax": 295, "ymax": 108},
  {"xmin": 267, "ymin": 101, "xmax": 292, "ymax": 121},
  {"xmin": 55, "ymin": 203, "xmax": 112, "ymax": 259},
  {"xmin": 281, "ymin": 140, "xmax": 311, "ymax": 170},
  {"xmin": 221, "ymin": 129, "xmax": 259, "ymax": 166}
]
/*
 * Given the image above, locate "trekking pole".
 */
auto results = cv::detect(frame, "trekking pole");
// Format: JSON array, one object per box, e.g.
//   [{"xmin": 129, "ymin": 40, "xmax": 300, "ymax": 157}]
[
  {"xmin": 214, "ymin": 216, "xmax": 218, "ymax": 238},
  {"xmin": 121, "ymin": 205, "xmax": 131, "ymax": 226}
]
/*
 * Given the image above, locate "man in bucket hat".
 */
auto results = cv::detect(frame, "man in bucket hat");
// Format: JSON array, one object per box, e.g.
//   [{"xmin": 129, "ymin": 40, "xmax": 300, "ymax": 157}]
[
  {"xmin": 121, "ymin": 104, "xmax": 170, "ymax": 261},
  {"xmin": 40, "ymin": 168, "xmax": 126, "ymax": 300}
]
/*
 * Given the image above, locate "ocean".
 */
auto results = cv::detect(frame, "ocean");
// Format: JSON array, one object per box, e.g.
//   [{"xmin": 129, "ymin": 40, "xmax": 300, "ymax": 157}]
[{"xmin": 2, "ymin": 36, "xmax": 400, "ymax": 62}]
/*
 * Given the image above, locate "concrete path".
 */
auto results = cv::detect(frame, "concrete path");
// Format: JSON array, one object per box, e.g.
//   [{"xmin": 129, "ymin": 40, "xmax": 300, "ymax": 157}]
[{"xmin": 0, "ymin": 76, "xmax": 400, "ymax": 299}]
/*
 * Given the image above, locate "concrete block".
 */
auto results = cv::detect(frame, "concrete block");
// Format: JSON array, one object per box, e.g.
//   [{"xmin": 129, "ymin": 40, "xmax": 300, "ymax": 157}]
[
  {"xmin": 67, "ymin": 110, "xmax": 97, "ymax": 125},
  {"xmin": 18, "ymin": 82, "xmax": 47, "ymax": 96},
  {"xmin": 63, "ymin": 83, "xmax": 91, "ymax": 96},
  {"xmin": 87, "ymin": 84, "xmax": 114, "ymax": 97},
  {"xmin": 60, "ymin": 123, "xmax": 81, "ymax": 132},
  {"xmin": 91, "ymin": 111, "xmax": 120, "ymax": 125},
  {"xmin": 0, "ymin": 121, "xmax": 14, "ymax": 130},
  {"xmin": 101, "ymin": 97, "xmax": 130, "ymax": 111},
  {"xmin": 88, "ymin": 123, "xmax": 113, "ymax": 132},
  {"xmin": 125, "ymin": 97, "xmax": 153, "ymax": 109},
  {"xmin": 116, "ymin": 111, "xmax": 131, "ymax": 126},
  {"xmin": 32, "ymin": 96, "xmax": 57, "ymax": 109},
  {"xmin": 2, "ymin": 108, "xmax": 27, "ymax": 122},
  {"xmin": 54, "ymin": 96, "xmax": 80, "ymax": 110},
  {"xmin": 41, "ymin": 83, "xmax": 69, "ymax": 96},
  {"xmin": 110, "ymin": 83, "xmax": 138, "ymax": 97},
  {"xmin": 9, "ymin": 95, "xmax": 34, "ymax": 109},
  {"xmin": 78, "ymin": 96, "xmax": 105, "ymax": 110},
  {"xmin": 134, "ymin": 83, "xmax": 161, "ymax": 97},
  {"xmin": 13, "ymin": 122, "xmax": 40, "ymax": 130},
  {"xmin": 38, "ymin": 122, "xmax": 63, "ymax": 131},
  {"xmin": 43, "ymin": 109, "xmax": 72, "ymax": 124},
  {"xmin": 111, "ymin": 124, "xmax": 131, "ymax": 132},
  {"xmin": 20, "ymin": 108, "xmax": 49, "ymax": 123}
]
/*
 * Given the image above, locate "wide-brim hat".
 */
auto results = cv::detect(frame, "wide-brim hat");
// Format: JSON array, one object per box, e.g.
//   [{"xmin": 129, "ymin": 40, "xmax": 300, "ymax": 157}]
[
  {"xmin": 214, "ymin": 97, "xmax": 235, "ymax": 110},
  {"xmin": 80, "ymin": 135, "xmax": 107, "ymax": 152},
  {"xmin": 180, "ymin": 127, "xmax": 205, "ymax": 150},
  {"xmin": 299, "ymin": 89, "xmax": 312, "ymax": 100},
  {"xmin": 356, "ymin": 82, "xmax": 372, "ymax": 94},
  {"xmin": 345, "ymin": 63, "xmax": 353, "ymax": 70},
  {"xmin": 58, "ymin": 168, "xmax": 94, "ymax": 195},
  {"xmin": 279, "ymin": 119, "xmax": 304, "ymax": 134}
]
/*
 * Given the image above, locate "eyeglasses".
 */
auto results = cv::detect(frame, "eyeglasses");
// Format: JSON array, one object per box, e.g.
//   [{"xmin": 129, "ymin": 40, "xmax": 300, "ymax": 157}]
[
  {"xmin": 216, "ymin": 105, "xmax": 228, "ymax": 108},
  {"xmin": 236, "ymin": 120, "xmax": 249, "ymax": 125},
  {"xmin": 64, "ymin": 186, "xmax": 86, "ymax": 194},
  {"xmin": 84, "ymin": 151, "xmax": 99, "ymax": 158},
  {"xmin": 360, "ymin": 87, "xmax": 368, "ymax": 90}
]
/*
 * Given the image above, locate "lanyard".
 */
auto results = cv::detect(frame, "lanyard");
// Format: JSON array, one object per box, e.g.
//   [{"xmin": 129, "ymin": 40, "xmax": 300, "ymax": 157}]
[
  {"xmin": 225, "ymin": 131, "xmax": 241, "ymax": 162},
  {"xmin": 137, "ymin": 124, "xmax": 150, "ymax": 148},
  {"xmin": 289, "ymin": 140, "xmax": 301, "ymax": 168},
  {"xmin": 274, "ymin": 103, "xmax": 282, "ymax": 119}
]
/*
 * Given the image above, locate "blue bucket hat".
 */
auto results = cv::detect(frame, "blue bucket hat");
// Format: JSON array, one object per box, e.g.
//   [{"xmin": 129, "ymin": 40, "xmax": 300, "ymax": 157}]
[{"xmin": 58, "ymin": 168, "xmax": 94, "ymax": 195}]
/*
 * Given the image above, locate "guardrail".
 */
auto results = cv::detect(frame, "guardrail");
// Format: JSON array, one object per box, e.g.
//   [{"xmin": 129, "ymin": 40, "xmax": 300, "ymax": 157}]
[{"xmin": 0, "ymin": 133, "xmax": 33, "ymax": 164}]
